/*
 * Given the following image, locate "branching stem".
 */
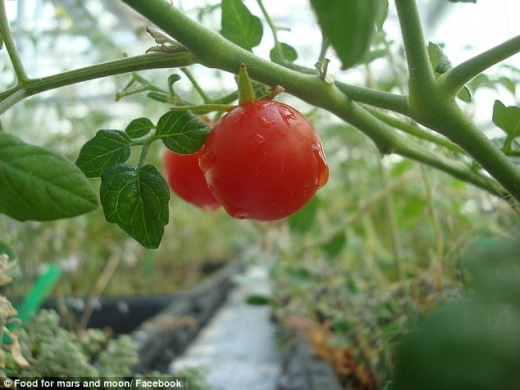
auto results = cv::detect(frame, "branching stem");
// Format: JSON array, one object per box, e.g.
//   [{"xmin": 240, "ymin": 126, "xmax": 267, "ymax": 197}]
[
  {"xmin": 439, "ymin": 35, "xmax": 520, "ymax": 95},
  {"xmin": 0, "ymin": 53, "xmax": 195, "ymax": 114},
  {"xmin": 0, "ymin": 0, "xmax": 29, "ymax": 83}
]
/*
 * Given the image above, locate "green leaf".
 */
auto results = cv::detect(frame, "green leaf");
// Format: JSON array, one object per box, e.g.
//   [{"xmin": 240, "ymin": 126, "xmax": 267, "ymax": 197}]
[
  {"xmin": 457, "ymin": 86, "xmax": 472, "ymax": 103},
  {"xmin": 287, "ymin": 196, "xmax": 319, "ymax": 234},
  {"xmin": 284, "ymin": 267, "xmax": 312, "ymax": 284},
  {"xmin": 448, "ymin": 0, "xmax": 476, "ymax": 3},
  {"xmin": 0, "ymin": 134, "xmax": 98, "ymax": 221},
  {"xmin": 428, "ymin": 42, "xmax": 472, "ymax": 102},
  {"xmin": 245, "ymin": 295, "xmax": 272, "ymax": 306},
  {"xmin": 76, "ymin": 130, "xmax": 132, "ymax": 178},
  {"xmin": 428, "ymin": 42, "xmax": 452, "ymax": 74},
  {"xmin": 0, "ymin": 240, "xmax": 17, "ymax": 261},
  {"xmin": 221, "ymin": 0, "xmax": 263, "ymax": 51},
  {"xmin": 310, "ymin": 0, "xmax": 384, "ymax": 70},
  {"xmin": 156, "ymin": 111, "xmax": 210, "ymax": 154},
  {"xmin": 270, "ymin": 42, "xmax": 298, "ymax": 63},
  {"xmin": 168, "ymin": 74, "xmax": 182, "ymax": 95},
  {"xmin": 100, "ymin": 164, "xmax": 170, "ymax": 248},
  {"xmin": 492, "ymin": 100, "xmax": 520, "ymax": 152},
  {"xmin": 498, "ymin": 76, "xmax": 516, "ymax": 95},
  {"xmin": 321, "ymin": 231, "xmax": 347, "ymax": 259},
  {"xmin": 493, "ymin": 100, "xmax": 520, "ymax": 136},
  {"xmin": 125, "ymin": 118, "xmax": 155, "ymax": 139}
]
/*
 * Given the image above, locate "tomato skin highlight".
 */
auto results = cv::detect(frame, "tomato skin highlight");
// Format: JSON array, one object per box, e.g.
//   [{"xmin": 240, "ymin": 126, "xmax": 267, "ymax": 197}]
[
  {"xmin": 200, "ymin": 100, "xmax": 329, "ymax": 221},
  {"xmin": 162, "ymin": 147, "xmax": 221, "ymax": 210}
]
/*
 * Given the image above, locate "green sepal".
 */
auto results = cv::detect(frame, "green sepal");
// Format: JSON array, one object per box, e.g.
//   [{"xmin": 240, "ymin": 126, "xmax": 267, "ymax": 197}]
[
  {"xmin": 238, "ymin": 64, "xmax": 256, "ymax": 105},
  {"xmin": 100, "ymin": 163, "xmax": 170, "ymax": 249}
]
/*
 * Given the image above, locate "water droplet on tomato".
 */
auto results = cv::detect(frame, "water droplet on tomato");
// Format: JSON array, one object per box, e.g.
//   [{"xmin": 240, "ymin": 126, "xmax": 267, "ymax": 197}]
[
  {"xmin": 198, "ymin": 149, "xmax": 216, "ymax": 173},
  {"xmin": 277, "ymin": 105, "xmax": 298, "ymax": 125},
  {"xmin": 233, "ymin": 111, "xmax": 245, "ymax": 125},
  {"xmin": 246, "ymin": 134, "xmax": 266, "ymax": 155},
  {"xmin": 312, "ymin": 143, "xmax": 329, "ymax": 189},
  {"xmin": 258, "ymin": 116, "xmax": 275, "ymax": 128}
]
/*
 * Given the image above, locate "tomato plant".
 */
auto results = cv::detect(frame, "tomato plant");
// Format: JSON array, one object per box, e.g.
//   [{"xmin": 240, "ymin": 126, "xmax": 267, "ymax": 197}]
[
  {"xmin": 200, "ymin": 100, "xmax": 328, "ymax": 220},
  {"xmin": 1, "ymin": 1, "xmax": 520, "ymax": 387},
  {"xmin": 163, "ymin": 147, "xmax": 221, "ymax": 211}
]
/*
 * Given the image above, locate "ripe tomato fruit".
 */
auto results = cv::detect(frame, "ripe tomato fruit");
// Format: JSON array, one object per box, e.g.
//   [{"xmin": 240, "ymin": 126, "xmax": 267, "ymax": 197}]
[
  {"xmin": 162, "ymin": 147, "xmax": 221, "ymax": 210},
  {"xmin": 199, "ymin": 100, "xmax": 329, "ymax": 221}
]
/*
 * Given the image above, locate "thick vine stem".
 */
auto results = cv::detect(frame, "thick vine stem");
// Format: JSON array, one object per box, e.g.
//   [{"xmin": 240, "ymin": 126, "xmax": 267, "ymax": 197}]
[
  {"xmin": 439, "ymin": 35, "xmax": 520, "ymax": 96},
  {"xmin": 119, "ymin": 0, "xmax": 520, "ymax": 202},
  {"xmin": 394, "ymin": 0, "xmax": 520, "ymax": 203},
  {"xmin": 394, "ymin": 0, "xmax": 436, "ymax": 102}
]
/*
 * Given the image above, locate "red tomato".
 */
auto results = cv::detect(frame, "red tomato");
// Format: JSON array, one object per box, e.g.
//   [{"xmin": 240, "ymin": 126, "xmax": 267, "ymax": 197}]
[
  {"xmin": 162, "ymin": 147, "xmax": 221, "ymax": 210},
  {"xmin": 199, "ymin": 100, "xmax": 329, "ymax": 221}
]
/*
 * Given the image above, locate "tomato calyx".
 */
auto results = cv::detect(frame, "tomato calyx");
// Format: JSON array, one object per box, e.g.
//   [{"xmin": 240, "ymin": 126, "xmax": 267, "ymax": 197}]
[
  {"xmin": 238, "ymin": 63, "xmax": 257, "ymax": 105},
  {"xmin": 238, "ymin": 63, "xmax": 285, "ymax": 105},
  {"xmin": 167, "ymin": 64, "xmax": 283, "ymax": 116}
]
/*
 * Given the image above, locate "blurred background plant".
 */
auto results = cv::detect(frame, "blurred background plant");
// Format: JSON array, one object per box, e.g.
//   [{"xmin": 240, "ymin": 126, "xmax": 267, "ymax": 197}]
[
  {"xmin": 0, "ymin": 253, "xmax": 212, "ymax": 389},
  {"xmin": 264, "ymin": 119, "xmax": 519, "ymax": 388}
]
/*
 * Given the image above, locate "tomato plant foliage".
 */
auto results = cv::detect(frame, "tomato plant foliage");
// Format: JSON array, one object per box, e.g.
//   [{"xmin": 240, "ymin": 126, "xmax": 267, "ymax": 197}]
[
  {"xmin": 1, "ymin": 0, "xmax": 520, "ymax": 387},
  {"xmin": 100, "ymin": 164, "xmax": 170, "ymax": 249},
  {"xmin": 0, "ymin": 0, "xmax": 518, "ymax": 246},
  {"xmin": 0, "ymin": 134, "xmax": 98, "ymax": 221}
]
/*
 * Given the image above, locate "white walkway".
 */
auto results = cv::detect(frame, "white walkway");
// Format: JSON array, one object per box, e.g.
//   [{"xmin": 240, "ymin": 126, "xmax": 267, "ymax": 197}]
[{"xmin": 169, "ymin": 265, "xmax": 280, "ymax": 390}]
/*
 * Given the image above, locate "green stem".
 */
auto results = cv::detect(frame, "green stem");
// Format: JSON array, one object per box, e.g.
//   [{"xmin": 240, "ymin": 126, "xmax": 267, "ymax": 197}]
[
  {"xmin": 369, "ymin": 109, "xmax": 466, "ymax": 154},
  {"xmin": 395, "ymin": 0, "xmax": 520, "ymax": 203},
  {"xmin": 181, "ymin": 67, "xmax": 211, "ymax": 103},
  {"xmin": 335, "ymin": 82, "xmax": 410, "ymax": 115},
  {"xmin": 121, "ymin": 0, "xmax": 517, "ymax": 202},
  {"xmin": 420, "ymin": 165, "xmax": 445, "ymax": 293},
  {"xmin": 378, "ymin": 160, "xmax": 405, "ymax": 282},
  {"xmin": 170, "ymin": 103, "xmax": 236, "ymax": 112},
  {"xmin": 317, "ymin": 36, "xmax": 330, "ymax": 64},
  {"xmin": 439, "ymin": 35, "xmax": 520, "ymax": 96},
  {"xmin": 343, "ymin": 101, "xmax": 507, "ymax": 198},
  {"xmin": 0, "ymin": 52, "xmax": 195, "ymax": 114},
  {"xmin": 256, "ymin": 0, "xmax": 282, "ymax": 59},
  {"xmin": 0, "ymin": 0, "xmax": 29, "ymax": 83},
  {"xmin": 394, "ymin": 0, "xmax": 436, "ymax": 104},
  {"xmin": 138, "ymin": 141, "xmax": 152, "ymax": 168},
  {"xmin": 0, "ymin": 89, "xmax": 27, "ymax": 115}
]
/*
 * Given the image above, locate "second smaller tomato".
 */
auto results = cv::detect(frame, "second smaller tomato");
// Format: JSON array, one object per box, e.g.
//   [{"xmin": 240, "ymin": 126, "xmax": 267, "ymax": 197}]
[{"xmin": 162, "ymin": 147, "xmax": 221, "ymax": 210}]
